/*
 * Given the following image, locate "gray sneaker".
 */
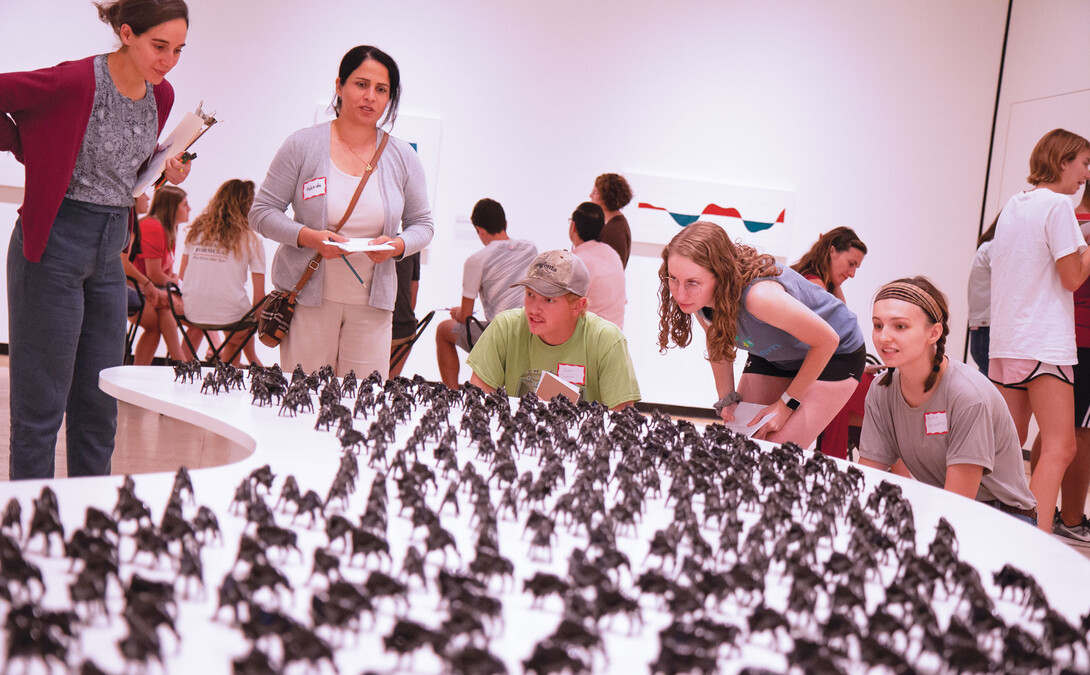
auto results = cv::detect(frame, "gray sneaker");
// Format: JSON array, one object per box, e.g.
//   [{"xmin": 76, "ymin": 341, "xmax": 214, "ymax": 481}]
[{"xmin": 1053, "ymin": 515, "xmax": 1090, "ymax": 547}]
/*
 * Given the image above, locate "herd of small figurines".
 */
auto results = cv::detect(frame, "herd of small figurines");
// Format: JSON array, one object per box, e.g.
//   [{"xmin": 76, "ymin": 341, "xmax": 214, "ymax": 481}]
[{"xmin": 1, "ymin": 358, "xmax": 1088, "ymax": 673}]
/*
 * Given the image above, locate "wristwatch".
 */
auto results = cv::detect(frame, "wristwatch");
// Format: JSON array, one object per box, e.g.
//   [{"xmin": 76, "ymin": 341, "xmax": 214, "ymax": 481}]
[{"xmin": 780, "ymin": 392, "xmax": 802, "ymax": 411}]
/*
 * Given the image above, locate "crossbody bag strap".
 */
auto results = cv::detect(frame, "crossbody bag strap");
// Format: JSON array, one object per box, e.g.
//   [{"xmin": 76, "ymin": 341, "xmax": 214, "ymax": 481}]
[{"xmin": 287, "ymin": 131, "xmax": 391, "ymax": 296}]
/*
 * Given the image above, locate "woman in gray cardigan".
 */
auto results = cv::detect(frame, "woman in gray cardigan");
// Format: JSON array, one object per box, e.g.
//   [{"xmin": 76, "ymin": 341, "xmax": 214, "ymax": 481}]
[{"xmin": 250, "ymin": 46, "xmax": 433, "ymax": 378}]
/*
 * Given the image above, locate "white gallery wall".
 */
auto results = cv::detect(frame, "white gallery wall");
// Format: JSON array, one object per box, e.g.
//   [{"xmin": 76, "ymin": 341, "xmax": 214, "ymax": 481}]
[
  {"xmin": 0, "ymin": 1, "xmax": 1013, "ymax": 407},
  {"xmin": 983, "ymin": 0, "xmax": 1090, "ymax": 226}
]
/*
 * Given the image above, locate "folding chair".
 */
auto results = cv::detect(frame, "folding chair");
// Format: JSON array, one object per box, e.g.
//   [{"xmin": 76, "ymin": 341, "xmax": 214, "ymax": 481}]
[
  {"xmin": 166, "ymin": 282, "xmax": 267, "ymax": 366},
  {"xmin": 390, "ymin": 310, "xmax": 435, "ymax": 373},
  {"xmin": 464, "ymin": 316, "xmax": 488, "ymax": 350},
  {"xmin": 124, "ymin": 276, "xmax": 146, "ymax": 365}
]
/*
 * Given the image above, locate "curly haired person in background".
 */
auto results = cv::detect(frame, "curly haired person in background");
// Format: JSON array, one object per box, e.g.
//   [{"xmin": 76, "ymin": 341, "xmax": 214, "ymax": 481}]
[
  {"xmin": 589, "ymin": 173, "xmax": 634, "ymax": 268},
  {"xmin": 179, "ymin": 179, "xmax": 266, "ymax": 366}
]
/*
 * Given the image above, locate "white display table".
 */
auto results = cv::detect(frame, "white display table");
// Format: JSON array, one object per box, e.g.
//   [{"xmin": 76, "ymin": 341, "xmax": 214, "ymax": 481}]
[{"xmin": 0, "ymin": 365, "xmax": 1084, "ymax": 673}]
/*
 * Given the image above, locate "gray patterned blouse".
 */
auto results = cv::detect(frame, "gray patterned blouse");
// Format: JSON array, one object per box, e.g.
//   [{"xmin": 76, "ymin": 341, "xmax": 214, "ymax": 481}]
[{"xmin": 65, "ymin": 54, "xmax": 158, "ymax": 208}]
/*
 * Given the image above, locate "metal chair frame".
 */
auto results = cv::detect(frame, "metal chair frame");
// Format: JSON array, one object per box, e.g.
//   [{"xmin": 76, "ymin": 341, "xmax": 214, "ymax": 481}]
[
  {"xmin": 166, "ymin": 282, "xmax": 267, "ymax": 366},
  {"xmin": 390, "ymin": 310, "xmax": 435, "ymax": 372}
]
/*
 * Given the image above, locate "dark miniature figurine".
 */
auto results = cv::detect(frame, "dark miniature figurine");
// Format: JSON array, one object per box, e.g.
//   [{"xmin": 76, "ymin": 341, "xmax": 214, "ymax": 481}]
[
  {"xmin": 522, "ymin": 640, "xmax": 588, "ymax": 675},
  {"xmin": 27, "ymin": 501, "xmax": 65, "ymax": 556},
  {"xmin": 256, "ymin": 523, "xmax": 302, "ymax": 562},
  {"xmin": 383, "ymin": 618, "xmax": 449, "ymax": 662},
  {"xmin": 449, "ymin": 646, "xmax": 508, "ymax": 675},
  {"xmin": 1, "ymin": 498, "xmax": 22, "ymax": 540},
  {"xmin": 192, "ymin": 505, "xmax": 222, "ymax": 544},
  {"xmin": 275, "ymin": 474, "xmax": 301, "ymax": 512}
]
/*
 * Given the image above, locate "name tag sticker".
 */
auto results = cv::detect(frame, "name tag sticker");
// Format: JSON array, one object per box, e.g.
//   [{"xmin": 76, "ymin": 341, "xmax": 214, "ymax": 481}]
[
  {"xmin": 557, "ymin": 363, "xmax": 585, "ymax": 385},
  {"xmin": 303, "ymin": 177, "xmax": 327, "ymax": 200},
  {"xmin": 925, "ymin": 411, "xmax": 949, "ymax": 435}
]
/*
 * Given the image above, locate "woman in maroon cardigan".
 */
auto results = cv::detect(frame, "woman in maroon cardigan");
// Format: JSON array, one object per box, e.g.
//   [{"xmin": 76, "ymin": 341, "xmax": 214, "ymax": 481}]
[{"xmin": 0, "ymin": 0, "xmax": 191, "ymax": 479}]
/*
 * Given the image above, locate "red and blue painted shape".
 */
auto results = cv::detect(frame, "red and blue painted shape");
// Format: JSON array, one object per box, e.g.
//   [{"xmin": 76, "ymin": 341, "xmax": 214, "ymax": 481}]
[{"xmin": 639, "ymin": 202, "xmax": 786, "ymax": 233}]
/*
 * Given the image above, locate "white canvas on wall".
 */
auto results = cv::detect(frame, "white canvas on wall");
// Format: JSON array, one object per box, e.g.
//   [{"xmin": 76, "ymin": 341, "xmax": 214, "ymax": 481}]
[{"xmin": 624, "ymin": 172, "xmax": 794, "ymax": 262}]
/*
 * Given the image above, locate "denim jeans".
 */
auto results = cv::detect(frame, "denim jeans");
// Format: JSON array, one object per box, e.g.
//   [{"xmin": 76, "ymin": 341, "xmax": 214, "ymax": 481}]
[
  {"xmin": 8, "ymin": 198, "xmax": 129, "ymax": 479},
  {"xmin": 968, "ymin": 326, "xmax": 990, "ymax": 377}
]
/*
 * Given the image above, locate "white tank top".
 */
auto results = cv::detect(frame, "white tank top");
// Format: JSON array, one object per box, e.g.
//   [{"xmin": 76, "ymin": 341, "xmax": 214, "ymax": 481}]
[{"xmin": 323, "ymin": 158, "xmax": 384, "ymax": 304}]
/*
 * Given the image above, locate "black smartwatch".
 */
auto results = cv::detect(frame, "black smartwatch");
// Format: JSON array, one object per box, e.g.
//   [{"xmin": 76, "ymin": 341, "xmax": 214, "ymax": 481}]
[{"xmin": 780, "ymin": 392, "xmax": 801, "ymax": 411}]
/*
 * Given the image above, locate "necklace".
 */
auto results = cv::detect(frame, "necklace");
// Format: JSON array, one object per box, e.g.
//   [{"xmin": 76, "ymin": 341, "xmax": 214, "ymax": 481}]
[{"xmin": 334, "ymin": 121, "xmax": 377, "ymax": 173}]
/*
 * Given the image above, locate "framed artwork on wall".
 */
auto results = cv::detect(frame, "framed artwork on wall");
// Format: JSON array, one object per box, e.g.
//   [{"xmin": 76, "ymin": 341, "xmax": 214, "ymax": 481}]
[{"xmin": 625, "ymin": 172, "xmax": 794, "ymax": 261}]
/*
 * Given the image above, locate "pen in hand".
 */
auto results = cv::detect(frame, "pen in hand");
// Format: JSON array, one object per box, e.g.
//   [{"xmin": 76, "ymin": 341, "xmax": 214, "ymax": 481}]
[{"xmin": 154, "ymin": 151, "xmax": 197, "ymax": 189}]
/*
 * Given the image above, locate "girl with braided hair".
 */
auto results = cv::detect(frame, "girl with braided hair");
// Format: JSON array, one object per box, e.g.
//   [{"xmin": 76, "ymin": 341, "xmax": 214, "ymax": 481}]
[
  {"xmin": 860, "ymin": 277, "xmax": 1036, "ymax": 524},
  {"xmin": 658, "ymin": 221, "xmax": 866, "ymax": 448}
]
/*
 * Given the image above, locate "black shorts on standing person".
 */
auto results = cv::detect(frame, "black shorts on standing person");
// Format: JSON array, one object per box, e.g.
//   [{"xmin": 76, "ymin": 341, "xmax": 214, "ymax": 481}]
[{"xmin": 389, "ymin": 251, "xmax": 420, "ymax": 377}]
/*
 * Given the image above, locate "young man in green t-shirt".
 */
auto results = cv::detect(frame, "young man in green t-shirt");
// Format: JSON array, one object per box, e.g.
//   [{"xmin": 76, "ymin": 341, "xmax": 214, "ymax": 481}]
[{"xmin": 466, "ymin": 250, "xmax": 641, "ymax": 410}]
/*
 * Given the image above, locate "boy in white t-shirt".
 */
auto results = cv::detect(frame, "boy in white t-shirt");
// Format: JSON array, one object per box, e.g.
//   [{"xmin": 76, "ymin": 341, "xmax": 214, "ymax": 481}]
[{"xmin": 435, "ymin": 198, "xmax": 537, "ymax": 388}]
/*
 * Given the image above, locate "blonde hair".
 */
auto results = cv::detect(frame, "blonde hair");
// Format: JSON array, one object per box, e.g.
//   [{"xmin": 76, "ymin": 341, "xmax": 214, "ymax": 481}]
[
  {"xmin": 184, "ymin": 179, "xmax": 256, "ymax": 257},
  {"xmin": 657, "ymin": 221, "xmax": 779, "ymax": 363}
]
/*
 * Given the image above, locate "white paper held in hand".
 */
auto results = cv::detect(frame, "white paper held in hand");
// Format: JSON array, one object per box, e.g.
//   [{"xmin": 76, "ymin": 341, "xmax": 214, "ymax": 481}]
[
  {"xmin": 721, "ymin": 401, "xmax": 777, "ymax": 437},
  {"xmin": 132, "ymin": 111, "xmax": 205, "ymax": 197},
  {"xmin": 329, "ymin": 240, "xmax": 397, "ymax": 253}
]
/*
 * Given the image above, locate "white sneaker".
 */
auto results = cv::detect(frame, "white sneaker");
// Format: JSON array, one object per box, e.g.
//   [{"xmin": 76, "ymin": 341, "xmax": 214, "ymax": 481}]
[{"xmin": 1053, "ymin": 515, "xmax": 1090, "ymax": 548}]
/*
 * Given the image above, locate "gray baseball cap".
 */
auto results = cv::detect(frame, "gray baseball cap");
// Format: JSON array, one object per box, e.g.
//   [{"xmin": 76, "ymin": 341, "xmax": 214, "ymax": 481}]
[{"xmin": 511, "ymin": 249, "xmax": 590, "ymax": 298}]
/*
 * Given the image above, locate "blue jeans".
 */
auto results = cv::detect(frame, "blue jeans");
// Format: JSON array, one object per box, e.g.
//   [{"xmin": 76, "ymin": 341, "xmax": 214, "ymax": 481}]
[
  {"xmin": 969, "ymin": 326, "xmax": 990, "ymax": 376},
  {"xmin": 8, "ymin": 199, "xmax": 129, "ymax": 479}
]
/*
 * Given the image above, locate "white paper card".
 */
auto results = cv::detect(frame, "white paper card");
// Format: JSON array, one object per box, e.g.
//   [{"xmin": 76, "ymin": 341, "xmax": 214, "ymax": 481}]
[
  {"xmin": 330, "ymin": 240, "xmax": 397, "ymax": 253},
  {"xmin": 303, "ymin": 177, "xmax": 327, "ymax": 200},
  {"xmin": 557, "ymin": 363, "xmax": 586, "ymax": 385},
  {"xmin": 722, "ymin": 401, "xmax": 777, "ymax": 438},
  {"xmin": 925, "ymin": 411, "xmax": 949, "ymax": 435}
]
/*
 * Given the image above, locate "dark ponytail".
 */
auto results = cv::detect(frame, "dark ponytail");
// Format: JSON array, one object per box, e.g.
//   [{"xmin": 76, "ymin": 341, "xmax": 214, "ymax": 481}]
[
  {"xmin": 95, "ymin": 0, "xmax": 188, "ymax": 37},
  {"xmin": 331, "ymin": 45, "xmax": 402, "ymax": 128}
]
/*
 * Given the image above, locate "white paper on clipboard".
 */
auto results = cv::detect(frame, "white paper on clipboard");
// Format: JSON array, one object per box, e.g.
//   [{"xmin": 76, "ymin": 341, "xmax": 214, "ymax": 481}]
[
  {"xmin": 132, "ymin": 112, "xmax": 205, "ymax": 197},
  {"xmin": 721, "ymin": 401, "xmax": 777, "ymax": 437},
  {"xmin": 330, "ymin": 240, "xmax": 396, "ymax": 253}
]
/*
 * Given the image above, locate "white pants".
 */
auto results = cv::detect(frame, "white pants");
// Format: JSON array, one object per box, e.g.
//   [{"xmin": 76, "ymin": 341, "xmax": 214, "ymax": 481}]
[{"xmin": 281, "ymin": 300, "xmax": 392, "ymax": 380}]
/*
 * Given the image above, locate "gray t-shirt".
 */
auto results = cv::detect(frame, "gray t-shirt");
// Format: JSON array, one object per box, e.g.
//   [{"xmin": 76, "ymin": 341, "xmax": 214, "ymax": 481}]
[
  {"xmin": 462, "ymin": 238, "xmax": 539, "ymax": 321},
  {"xmin": 732, "ymin": 264, "xmax": 864, "ymax": 367},
  {"xmin": 860, "ymin": 358, "xmax": 1036, "ymax": 510},
  {"xmin": 66, "ymin": 54, "xmax": 157, "ymax": 207}
]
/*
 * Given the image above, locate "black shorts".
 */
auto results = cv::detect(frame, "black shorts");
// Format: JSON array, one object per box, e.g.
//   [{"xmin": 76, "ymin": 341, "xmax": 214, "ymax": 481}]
[
  {"xmin": 743, "ymin": 344, "xmax": 866, "ymax": 382},
  {"xmin": 1076, "ymin": 347, "xmax": 1090, "ymax": 428}
]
